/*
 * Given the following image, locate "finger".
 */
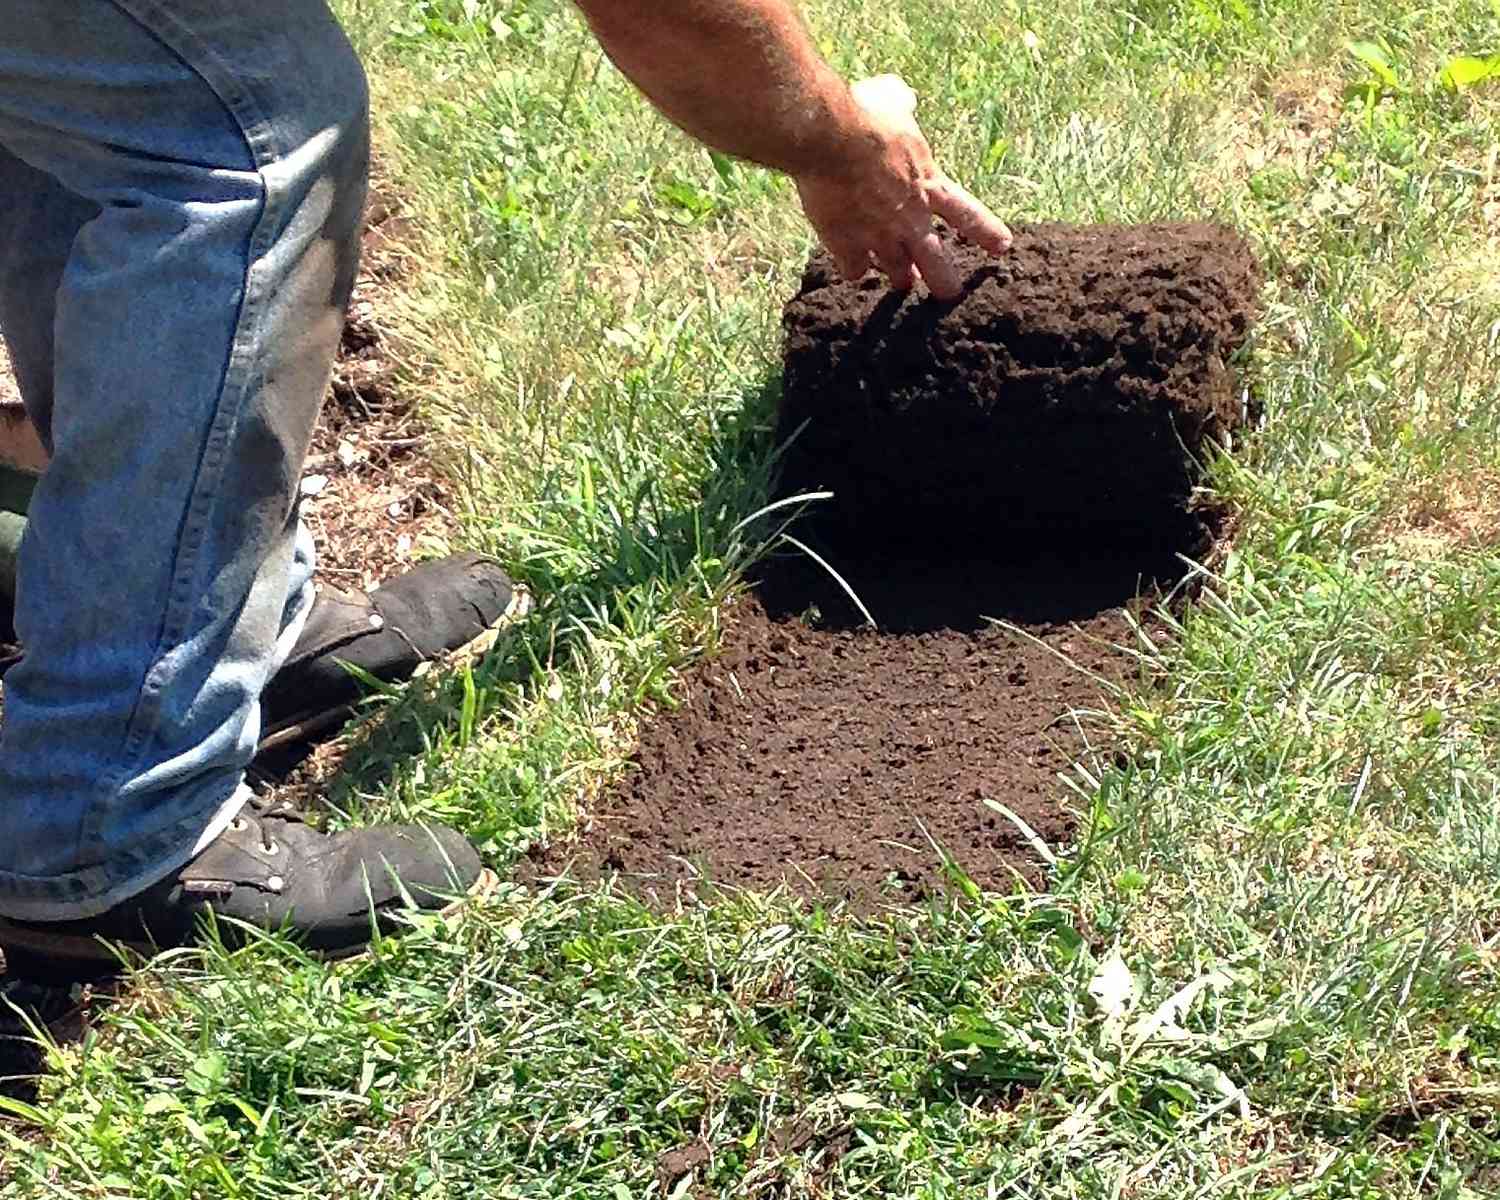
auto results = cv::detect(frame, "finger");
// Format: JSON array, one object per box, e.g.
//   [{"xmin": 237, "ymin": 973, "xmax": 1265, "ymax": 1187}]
[
  {"xmin": 907, "ymin": 229, "xmax": 962, "ymax": 301},
  {"xmin": 871, "ymin": 239, "xmax": 918, "ymax": 292},
  {"xmin": 824, "ymin": 236, "xmax": 873, "ymax": 283},
  {"xmin": 930, "ymin": 177, "xmax": 1013, "ymax": 255}
]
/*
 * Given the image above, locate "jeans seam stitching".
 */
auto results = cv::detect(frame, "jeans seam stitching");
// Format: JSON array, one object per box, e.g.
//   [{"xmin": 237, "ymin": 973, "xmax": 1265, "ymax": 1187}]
[{"xmin": 81, "ymin": 0, "xmax": 287, "ymax": 863}]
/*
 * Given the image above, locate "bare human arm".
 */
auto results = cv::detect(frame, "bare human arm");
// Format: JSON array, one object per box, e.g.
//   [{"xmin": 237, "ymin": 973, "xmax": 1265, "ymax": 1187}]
[{"xmin": 571, "ymin": 0, "xmax": 1011, "ymax": 300}]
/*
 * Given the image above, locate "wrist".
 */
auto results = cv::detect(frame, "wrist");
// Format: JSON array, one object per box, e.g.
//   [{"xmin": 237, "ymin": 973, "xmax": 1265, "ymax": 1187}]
[{"xmin": 794, "ymin": 94, "xmax": 887, "ymax": 185}]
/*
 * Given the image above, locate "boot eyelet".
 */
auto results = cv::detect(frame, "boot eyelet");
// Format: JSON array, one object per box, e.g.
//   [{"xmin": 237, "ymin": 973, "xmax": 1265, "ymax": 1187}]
[
  {"xmin": 230, "ymin": 818, "xmax": 247, "ymax": 833},
  {"xmin": 264, "ymin": 840, "xmax": 281, "ymax": 856}
]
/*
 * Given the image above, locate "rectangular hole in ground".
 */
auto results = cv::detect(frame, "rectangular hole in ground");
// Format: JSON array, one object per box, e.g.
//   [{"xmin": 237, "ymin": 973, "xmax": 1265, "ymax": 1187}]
[{"xmin": 525, "ymin": 527, "xmax": 1199, "ymax": 911}]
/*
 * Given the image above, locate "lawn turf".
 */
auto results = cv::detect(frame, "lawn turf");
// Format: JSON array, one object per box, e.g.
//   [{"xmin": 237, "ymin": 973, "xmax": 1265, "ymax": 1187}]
[{"xmin": 4, "ymin": 1, "xmax": 1500, "ymax": 1195}]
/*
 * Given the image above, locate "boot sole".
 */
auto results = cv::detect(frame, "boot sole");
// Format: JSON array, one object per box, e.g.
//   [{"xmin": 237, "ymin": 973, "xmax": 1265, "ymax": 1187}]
[{"xmin": 0, "ymin": 867, "xmax": 502, "ymax": 975}]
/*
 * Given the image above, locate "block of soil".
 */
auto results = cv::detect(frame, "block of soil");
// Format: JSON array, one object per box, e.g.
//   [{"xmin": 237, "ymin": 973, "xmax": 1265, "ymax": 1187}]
[
  {"xmin": 778, "ymin": 222, "xmax": 1260, "ymax": 550},
  {"xmin": 525, "ymin": 222, "xmax": 1259, "ymax": 910}
]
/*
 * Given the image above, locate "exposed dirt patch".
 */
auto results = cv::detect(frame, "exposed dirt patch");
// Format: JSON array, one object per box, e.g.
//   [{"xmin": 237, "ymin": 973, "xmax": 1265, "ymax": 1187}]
[
  {"xmin": 528, "ymin": 568, "xmax": 1158, "ymax": 909},
  {"xmin": 529, "ymin": 223, "xmax": 1257, "ymax": 909}
]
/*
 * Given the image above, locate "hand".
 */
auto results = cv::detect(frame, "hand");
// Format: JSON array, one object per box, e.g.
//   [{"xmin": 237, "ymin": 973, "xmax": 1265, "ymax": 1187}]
[{"xmin": 794, "ymin": 75, "xmax": 1012, "ymax": 301}]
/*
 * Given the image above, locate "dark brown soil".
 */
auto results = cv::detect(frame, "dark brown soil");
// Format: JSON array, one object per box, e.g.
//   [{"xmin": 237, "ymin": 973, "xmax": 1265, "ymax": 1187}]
[
  {"xmin": 529, "ymin": 573, "xmax": 1154, "ymax": 909},
  {"xmin": 528, "ymin": 222, "xmax": 1259, "ymax": 909},
  {"xmin": 778, "ymin": 221, "xmax": 1260, "ymax": 552}
]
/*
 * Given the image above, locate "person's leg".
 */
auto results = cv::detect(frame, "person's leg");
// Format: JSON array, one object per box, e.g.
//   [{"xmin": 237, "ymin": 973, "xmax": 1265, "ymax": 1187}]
[
  {"xmin": 0, "ymin": 144, "xmax": 88, "ymax": 613},
  {"xmin": 0, "ymin": 143, "xmax": 99, "ymax": 445},
  {"xmin": 0, "ymin": 134, "xmax": 317, "ymax": 647},
  {"xmin": 0, "ymin": 0, "xmax": 363, "ymax": 920}
]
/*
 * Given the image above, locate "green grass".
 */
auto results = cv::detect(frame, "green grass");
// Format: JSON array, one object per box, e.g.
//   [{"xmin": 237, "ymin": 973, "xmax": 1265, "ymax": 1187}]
[{"xmin": 6, "ymin": 0, "xmax": 1500, "ymax": 1195}]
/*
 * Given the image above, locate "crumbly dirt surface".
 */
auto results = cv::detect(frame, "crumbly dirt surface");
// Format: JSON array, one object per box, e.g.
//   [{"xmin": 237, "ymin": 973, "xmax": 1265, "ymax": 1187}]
[
  {"xmin": 777, "ymin": 221, "xmax": 1260, "ymax": 552},
  {"xmin": 527, "ymin": 548, "xmax": 1170, "ymax": 909},
  {"xmin": 528, "ymin": 222, "xmax": 1257, "ymax": 909}
]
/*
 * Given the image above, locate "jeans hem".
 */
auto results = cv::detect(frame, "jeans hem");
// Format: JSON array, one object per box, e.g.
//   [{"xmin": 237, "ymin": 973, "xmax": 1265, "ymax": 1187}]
[{"xmin": 0, "ymin": 777, "xmax": 250, "ymax": 922}]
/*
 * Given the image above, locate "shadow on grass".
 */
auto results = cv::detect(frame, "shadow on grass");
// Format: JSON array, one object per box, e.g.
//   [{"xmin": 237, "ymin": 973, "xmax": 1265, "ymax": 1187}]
[
  {"xmin": 282, "ymin": 373, "xmax": 791, "ymax": 804},
  {"xmin": 1, "ymin": 963, "xmax": 119, "ymax": 1105},
  {"xmin": 750, "ymin": 538, "xmax": 1195, "ymax": 634}
]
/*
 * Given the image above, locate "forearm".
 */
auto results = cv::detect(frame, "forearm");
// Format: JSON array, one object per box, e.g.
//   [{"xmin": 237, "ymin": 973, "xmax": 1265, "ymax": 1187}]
[
  {"xmin": 572, "ymin": 0, "xmax": 1012, "ymax": 298},
  {"xmin": 572, "ymin": 0, "xmax": 877, "ymax": 179}
]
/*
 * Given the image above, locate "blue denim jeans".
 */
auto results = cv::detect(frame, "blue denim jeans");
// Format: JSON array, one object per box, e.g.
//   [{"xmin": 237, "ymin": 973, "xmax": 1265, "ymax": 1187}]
[{"xmin": 0, "ymin": 1, "xmax": 368, "ymax": 919}]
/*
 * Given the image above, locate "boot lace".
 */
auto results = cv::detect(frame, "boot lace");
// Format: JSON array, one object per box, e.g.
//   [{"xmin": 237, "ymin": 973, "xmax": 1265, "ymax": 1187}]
[{"xmin": 229, "ymin": 794, "xmax": 307, "ymax": 854}]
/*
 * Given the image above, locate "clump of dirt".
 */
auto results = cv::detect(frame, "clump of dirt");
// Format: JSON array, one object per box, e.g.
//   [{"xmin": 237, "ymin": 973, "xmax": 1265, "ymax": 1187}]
[
  {"xmin": 778, "ymin": 221, "xmax": 1260, "ymax": 552},
  {"xmin": 528, "ymin": 222, "xmax": 1259, "ymax": 908}
]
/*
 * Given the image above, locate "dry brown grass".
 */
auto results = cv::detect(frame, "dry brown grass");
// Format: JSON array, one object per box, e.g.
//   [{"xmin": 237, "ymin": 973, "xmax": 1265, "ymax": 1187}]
[
  {"xmin": 1436, "ymin": 140, "xmax": 1500, "ymax": 306},
  {"xmin": 1382, "ymin": 466, "xmax": 1500, "ymax": 558},
  {"xmin": 1200, "ymin": 67, "xmax": 1343, "ymax": 200}
]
